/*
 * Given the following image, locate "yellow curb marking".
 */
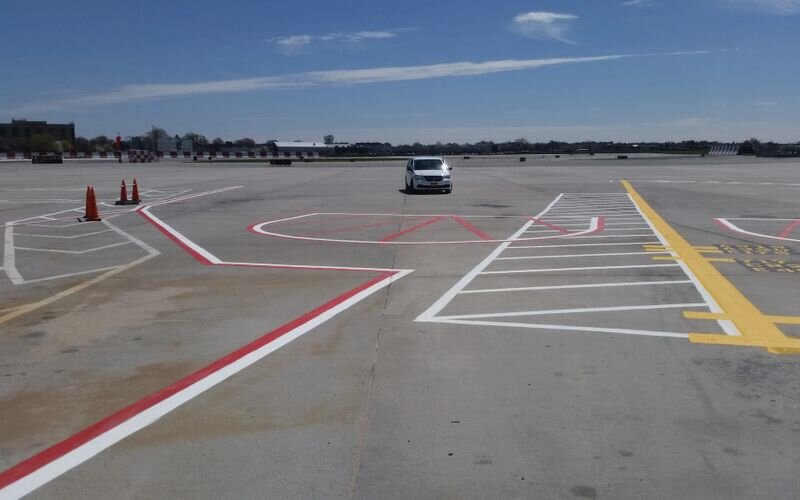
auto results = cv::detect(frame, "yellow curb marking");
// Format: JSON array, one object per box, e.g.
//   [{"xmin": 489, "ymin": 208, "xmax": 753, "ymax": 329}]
[{"xmin": 623, "ymin": 180, "xmax": 800, "ymax": 354}]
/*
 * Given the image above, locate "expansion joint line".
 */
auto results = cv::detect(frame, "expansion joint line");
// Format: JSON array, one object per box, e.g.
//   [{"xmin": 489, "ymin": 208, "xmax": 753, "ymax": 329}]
[{"xmin": 622, "ymin": 180, "xmax": 800, "ymax": 355}]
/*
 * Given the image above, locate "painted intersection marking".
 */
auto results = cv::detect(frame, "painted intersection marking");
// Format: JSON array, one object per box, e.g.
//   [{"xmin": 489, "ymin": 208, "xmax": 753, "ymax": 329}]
[
  {"xmin": 417, "ymin": 192, "xmax": 730, "ymax": 340},
  {"xmin": 250, "ymin": 212, "xmax": 603, "ymax": 245},
  {"xmin": 0, "ymin": 194, "xmax": 414, "ymax": 498}
]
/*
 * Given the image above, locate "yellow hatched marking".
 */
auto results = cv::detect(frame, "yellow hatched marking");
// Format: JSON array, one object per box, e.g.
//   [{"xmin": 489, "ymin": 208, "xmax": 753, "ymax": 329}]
[{"xmin": 623, "ymin": 180, "xmax": 800, "ymax": 355}]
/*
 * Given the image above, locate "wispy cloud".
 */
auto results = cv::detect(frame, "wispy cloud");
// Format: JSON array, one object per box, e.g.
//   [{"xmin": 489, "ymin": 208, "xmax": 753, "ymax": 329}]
[
  {"xmin": 3, "ymin": 51, "xmax": 711, "ymax": 114},
  {"xmin": 621, "ymin": 0, "xmax": 654, "ymax": 7},
  {"xmin": 269, "ymin": 28, "xmax": 409, "ymax": 55},
  {"xmin": 721, "ymin": 0, "xmax": 800, "ymax": 14},
  {"xmin": 512, "ymin": 11, "xmax": 579, "ymax": 44}
]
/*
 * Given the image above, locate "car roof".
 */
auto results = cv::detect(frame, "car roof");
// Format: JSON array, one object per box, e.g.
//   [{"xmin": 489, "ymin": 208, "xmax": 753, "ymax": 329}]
[{"xmin": 411, "ymin": 156, "xmax": 445, "ymax": 161}]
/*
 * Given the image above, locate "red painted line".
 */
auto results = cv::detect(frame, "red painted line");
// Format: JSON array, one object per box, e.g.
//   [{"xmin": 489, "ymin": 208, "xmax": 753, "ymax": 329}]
[
  {"xmin": 778, "ymin": 219, "xmax": 800, "ymax": 238},
  {"xmin": 137, "ymin": 209, "xmax": 213, "ymax": 265},
  {"xmin": 303, "ymin": 220, "xmax": 400, "ymax": 237},
  {"xmin": 451, "ymin": 216, "xmax": 492, "ymax": 240},
  {"xmin": 378, "ymin": 216, "xmax": 446, "ymax": 242},
  {"xmin": 0, "ymin": 271, "xmax": 393, "ymax": 490},
  {"xmin": 529, "ymin": 217, "xmax": 570, "ymax": 234}
]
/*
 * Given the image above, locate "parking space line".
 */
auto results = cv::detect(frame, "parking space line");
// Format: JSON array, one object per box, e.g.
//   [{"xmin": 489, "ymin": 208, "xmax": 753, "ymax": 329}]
[
  {"xmin": 415, "ymin": 195, "xmax": 564, "ymax": 322},
  {"xmin": 432, "ymin": 319, "xmax": 690, "ymax": 339},
  {"xmin": 438, "ymin": 302, "xmax": 706, "ymax": 320},
  {"xmin": 507, "ymin": 241, "xmax": 660, "ymax": 250},
  {"xmin": 479, "ymin": 263, "xmax": 680, "ymax": 275},
  {"xmin": 460, "ymin": 279, "xmax": 693, "ymax": 294},
  {"xmin": 495, "ymin": 251, "xmax": 668, "ymax": 260}
]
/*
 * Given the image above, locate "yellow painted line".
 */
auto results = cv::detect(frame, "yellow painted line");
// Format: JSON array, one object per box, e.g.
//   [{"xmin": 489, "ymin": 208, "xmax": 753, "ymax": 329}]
[
  {"xmin": 706, "ymin": 258, "xmax": 736, "ymax": 263},
  {"xmin": 696, "ymin": 249, "xmax": 724, "ymax": 254},
  {"xmin": 767, "ymin": 315, "xmax": 800, "ymax": 325},
  {"xmin": 684, "ymin": 311, "xmax": 726, "ymax": 320},
  {"xmin": 651, "ymin": 256, "xmax": 680, "ymax": 261},
  {"xmin": 0, "ymin": 254, "xmax": 155, "ymax": 327},
  {"xmin": 622, "ymin": 180, "xmax": 800, "ymax": 354}
]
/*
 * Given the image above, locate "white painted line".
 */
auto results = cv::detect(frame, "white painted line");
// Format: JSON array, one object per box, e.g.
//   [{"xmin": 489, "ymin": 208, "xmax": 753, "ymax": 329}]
[
  {"xmin": 560, "ymin": 234, "xmax": 655, "ymax": 239},
  {"xmin": 479, "ymin": 263, "xmax": 680, "ymax": 275},
  {"xmin": 507, "ymin": 241, "xmax": 660, "ymax": 250},
  {"xmin": 15, "ymin": 241, "xmax": 133, "ymax": 255},
  {"xmin": 460, "ymin": 279, "xmax": 693, "ymax": 294},
  {"xmin": 495, "ymin": 251, "xmax": 668, "ymax": 261},
  {"xmin": 3, "ymin": 225, "xmax": 23, "ymax": 285},
  {"xmin": 627, "ymin": 194, "xmax": 740, "ymax": 336},
  {"xmin": 715, "ymin": 218, "xmax": 800, "ymax": 243},
  {"xmin": 0, "ymin": 269, "xmax": 411, "ymax": 500},
  {"xmin": 20, "ymin": 266, "xmax": 123, "ymax": 284},
  {"xmin": 13, "ymin": 229, "xmax": 113, "ymax": 239},
  {"xmin": 415, "ymin": 194, "xmax": 564, "ymax": 322},
  {"xmin": 429, "ymin": 318, "xmax": 690, "ymax": 339},
  {"xmin": 438, "ymin": 302, "xmax": 707, "ymax": 320},
  {"xmin": 601, "ymin": 227, "xmax": 652, "ymax": 231},
  {"xmin": 723, "ymin": 217, "xmax": 798, "ymax": 221}
]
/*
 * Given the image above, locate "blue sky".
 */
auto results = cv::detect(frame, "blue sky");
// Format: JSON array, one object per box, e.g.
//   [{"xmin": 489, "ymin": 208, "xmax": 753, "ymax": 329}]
[{"xmin": 1, "ymin": 0, "xmax": 798, "ymax": 143}]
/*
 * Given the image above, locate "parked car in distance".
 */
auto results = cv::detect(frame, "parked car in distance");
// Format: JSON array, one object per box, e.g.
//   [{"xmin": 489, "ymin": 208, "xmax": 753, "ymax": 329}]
[
  {"xmin": 31, "ymin": 153, "xmax": 63, "ymax": 164},
  {"xmin": 404, "ymin": 156, "xmax": 452, "ymax": 194}
]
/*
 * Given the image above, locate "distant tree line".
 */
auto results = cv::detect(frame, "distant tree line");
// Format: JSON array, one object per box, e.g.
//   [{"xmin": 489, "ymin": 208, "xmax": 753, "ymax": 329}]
[{"xmin": 12, "ymin": 127, "xmax": 797, "ymax": 157}]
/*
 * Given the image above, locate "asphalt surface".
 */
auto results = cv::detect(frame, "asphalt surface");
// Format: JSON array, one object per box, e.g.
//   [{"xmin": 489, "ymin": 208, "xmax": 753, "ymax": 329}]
[{"xmin": 1, "ymin": 155, "xmax": 799, "ymax": 499}]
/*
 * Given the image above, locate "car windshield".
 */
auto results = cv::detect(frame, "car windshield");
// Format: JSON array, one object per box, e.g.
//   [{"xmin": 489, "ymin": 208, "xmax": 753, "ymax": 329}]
[{"xmin": 414, "ymin": 159, "xmax": 444, "ymax": 170}]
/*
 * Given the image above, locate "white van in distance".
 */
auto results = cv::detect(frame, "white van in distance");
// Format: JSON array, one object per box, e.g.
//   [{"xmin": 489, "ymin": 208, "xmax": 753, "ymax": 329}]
[{"xmin": 404, "ymin": 156, "xmax": 453, "ymax": 194}]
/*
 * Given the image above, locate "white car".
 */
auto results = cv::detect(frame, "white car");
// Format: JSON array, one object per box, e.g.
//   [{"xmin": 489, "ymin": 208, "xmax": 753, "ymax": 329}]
[{"xmin": 404, "ymin": 156, "xmax": 453, "ymax": 193}]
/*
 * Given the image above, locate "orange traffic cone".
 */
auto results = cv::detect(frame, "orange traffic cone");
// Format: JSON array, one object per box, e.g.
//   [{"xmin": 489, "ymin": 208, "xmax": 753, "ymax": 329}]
[
  {"xmin": 80, "ymin": 186, "xmax": 101, "ymax": 222},
  {"xmin": 131, "ymin": 178, "xmax": 141, "ymax": 204},
  {"xmin": 114, "ymin": 179, "xmax": 128, "ymax": 205}
]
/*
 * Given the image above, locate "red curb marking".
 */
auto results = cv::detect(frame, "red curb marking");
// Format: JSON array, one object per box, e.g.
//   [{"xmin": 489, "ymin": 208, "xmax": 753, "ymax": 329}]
[
  {"xmin": 0, "ymin": 271, "xmax": 393, "ymax": 491},
  {"xmin": 451, "ymin": 216, "xmax": 492, "ymax": 240},
  {"xmin": 778, "ymin": 219, "xmax": 800, "ymax": 238},
  {"xmin": 378, "ymin": 216, "xmax": 446, "ymax": 242}
]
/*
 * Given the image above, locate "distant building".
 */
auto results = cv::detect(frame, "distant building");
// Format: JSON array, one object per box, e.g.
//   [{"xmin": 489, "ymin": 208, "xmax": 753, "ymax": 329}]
[
  {"xmin": 0, "ymin": 119, "xmax": 75, "ymax": 150},
  {"xmin": 270, "ymin": 141, "xmax": 344, "ymax": 158}
]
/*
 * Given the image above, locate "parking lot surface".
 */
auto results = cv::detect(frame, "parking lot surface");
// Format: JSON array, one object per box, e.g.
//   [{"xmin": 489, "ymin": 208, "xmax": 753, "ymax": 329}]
[{"xmin": 1, "ymin": 155, "xmax": 799, "ymax": 499}]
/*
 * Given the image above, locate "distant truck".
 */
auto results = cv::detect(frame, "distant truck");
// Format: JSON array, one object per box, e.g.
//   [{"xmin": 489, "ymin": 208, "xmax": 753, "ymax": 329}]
[{"xmin": 31, "ymin": 153, "xmax": 63, "ymax": 164}]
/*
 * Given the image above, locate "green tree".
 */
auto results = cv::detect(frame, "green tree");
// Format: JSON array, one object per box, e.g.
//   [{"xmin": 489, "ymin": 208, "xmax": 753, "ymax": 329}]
[{"xmin": 234, "ymin": 137, "xmax": 256, "ymax": 148}]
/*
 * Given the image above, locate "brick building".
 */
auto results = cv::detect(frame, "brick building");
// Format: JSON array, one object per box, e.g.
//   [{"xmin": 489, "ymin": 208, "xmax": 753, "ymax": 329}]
[{"xmin": 0, "ymin": 119, "xmax": 76, "ymax": 151}]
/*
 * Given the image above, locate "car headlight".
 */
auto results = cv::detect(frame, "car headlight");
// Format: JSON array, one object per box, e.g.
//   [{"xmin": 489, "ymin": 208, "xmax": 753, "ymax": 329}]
[{"xmin": 414, "ymin": 175, "xmax": 423, "ymax": 180}]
